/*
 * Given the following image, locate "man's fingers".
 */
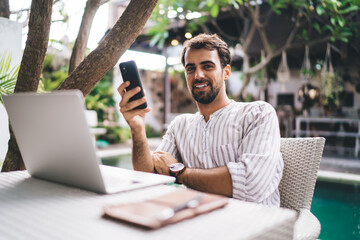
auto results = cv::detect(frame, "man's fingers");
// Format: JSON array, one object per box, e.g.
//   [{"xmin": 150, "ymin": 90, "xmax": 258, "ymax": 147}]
[
  {"xmin": 119, "ymin": 87, "xmax": 142, "ymax": 107},
  {"xmin": 120, "ymin": 97, "xmax": 147, "ymax": 112},
  {"xmin": 153, "ymin": 150, "xmax": 166, "ymax": 155},
  {"xmin": 153, "ymin": 154, "xmax": 160, "ymax": 162},
  {"xmin": 121, "ymin": 107, "xmax": 151, "ymax": 119},
  {"xmin": 117, "ymin": 81, "xmax": 130, "ymax": 97}
]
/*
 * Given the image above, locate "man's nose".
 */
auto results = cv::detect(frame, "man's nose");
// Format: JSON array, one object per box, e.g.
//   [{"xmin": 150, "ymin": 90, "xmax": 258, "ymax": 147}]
[{"xmin": 195, "ymin": 68, "xmax": 205, "ymax": 79}]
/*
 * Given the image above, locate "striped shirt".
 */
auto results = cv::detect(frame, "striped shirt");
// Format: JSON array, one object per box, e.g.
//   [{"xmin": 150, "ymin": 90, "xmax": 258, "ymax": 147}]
[{"xmin": 156, "ymin": 100, "xmax": 283, "ymax": 206}]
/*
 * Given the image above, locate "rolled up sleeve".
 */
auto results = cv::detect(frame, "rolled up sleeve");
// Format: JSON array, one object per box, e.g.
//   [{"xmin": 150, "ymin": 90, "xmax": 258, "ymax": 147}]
[{"xmin": 227, "ymin": 161, "xmax": 247, "ymax": 200}]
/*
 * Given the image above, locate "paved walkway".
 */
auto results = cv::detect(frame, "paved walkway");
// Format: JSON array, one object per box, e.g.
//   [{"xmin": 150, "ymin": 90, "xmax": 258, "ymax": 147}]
[
  {"xmin": 321, "ymin": 155, "xmax": 360, "ymax": 174},
  {"xmin": 96, "ymin": 138, "xmax": 161, "ymax": 158}
]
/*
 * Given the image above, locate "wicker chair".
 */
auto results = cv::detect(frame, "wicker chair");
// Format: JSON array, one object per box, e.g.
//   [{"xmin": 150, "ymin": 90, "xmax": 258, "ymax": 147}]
[{"xmin": 279, "ymin": 137, "xmax": 325, "ymax": 240}]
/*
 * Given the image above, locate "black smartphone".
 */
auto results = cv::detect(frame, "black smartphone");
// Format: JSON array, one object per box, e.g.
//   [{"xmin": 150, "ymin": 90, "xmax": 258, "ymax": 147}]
[{"xmin": 119, "ymin": 60, "xmax": 147, "ymax": 110}]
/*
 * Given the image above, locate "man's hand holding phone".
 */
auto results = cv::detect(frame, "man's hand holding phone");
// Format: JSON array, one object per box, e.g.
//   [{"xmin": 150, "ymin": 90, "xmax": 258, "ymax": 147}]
[
  {"xmin": 118, "ymin": 61, "xmax": 150, "ymax": 131},
  {"xmin": 118, "ymin": 81, "xmax": 150, "ymax": 131}
]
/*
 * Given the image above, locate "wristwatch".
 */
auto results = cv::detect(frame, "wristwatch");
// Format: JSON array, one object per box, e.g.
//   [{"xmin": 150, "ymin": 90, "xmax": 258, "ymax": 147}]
[{"xmin": 169, "ymin": 163, "xmax": 185, "ymax": 178}]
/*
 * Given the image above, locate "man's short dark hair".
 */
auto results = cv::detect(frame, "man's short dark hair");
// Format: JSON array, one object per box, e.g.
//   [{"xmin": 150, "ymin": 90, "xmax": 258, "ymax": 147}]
[{"xmin": 181, "ymin": 33, "xmax": 231, "ymax": 69}]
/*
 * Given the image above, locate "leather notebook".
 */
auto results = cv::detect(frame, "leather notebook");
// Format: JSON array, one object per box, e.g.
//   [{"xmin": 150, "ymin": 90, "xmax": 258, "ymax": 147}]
[{"xmin": 103, "ymin": 188, "xmax": 229, "ymax": 229}]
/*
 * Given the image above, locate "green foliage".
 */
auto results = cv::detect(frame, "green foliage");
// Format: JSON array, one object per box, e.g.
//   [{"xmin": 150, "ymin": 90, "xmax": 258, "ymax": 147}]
[
  {"xmin": 40, "ymin": 54, "xmax": 68, "ymax": 92},
  {"xmin": 268, "ymin": 0, "xmax": 359, "ymax": 43},
  {"xmin": 244, "ymin": 93, "xmax": 255, "ymax": 102},
  {"xmin": 210, "ymin": 4, "xmax": 220, "ymax": 17},
  {"xmin": 148, "ymin": 0, "xmax": 359, "ymax": 47},
  {"xmin": 96, "ymin": 124, "xmax": 163, "ymax": 145},
  {"xmin": 146, "ymin": 125, "xmax": 163, "ymax": 138},
  {"xmin": 0, "ymin": 53, "xmax": 20, "ymax": 104},
  {"xmin": 41, "ymin": 69, "xmax": 68, "ymax": 91},
  {"xmin": 301, "ymin": 68, "xmax": 315, "ymax": 78},
  {"xmin": 301, "ymin": 29, "xmax": 310, "ymax": 41},
  {"xmin": 101, "ymin": 126, "xmax": 131, "ymax": 144},
  {"xmin": 43, "ymin": 53, "xmax": 55, "ymax": 71},
  {"xmin": 320, "ymin": 72, "xmax": 343, "ymax": 108},
  {"xmin": 148, "ymin": 0, "xmax": 235, "ymax": 47},
  {"xmin": 311, "ymin": 0, "xmax": 359, "ymax": 43},
  {"xmin": 268, "ymin": 0, "xmax": 288, "ymax": 14},
  {"xmin": 148, "ymin": 31, "xmax": 169, "ymax": 49},
  {"xmin": 85, "ymin": 69, "xmax": 116, "ymax": 123}
]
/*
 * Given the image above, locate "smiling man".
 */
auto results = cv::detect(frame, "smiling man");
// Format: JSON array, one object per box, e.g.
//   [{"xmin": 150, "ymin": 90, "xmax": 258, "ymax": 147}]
[{"xmin": 118, "ymin": 34, "xmax": 283, "ymax": 206}]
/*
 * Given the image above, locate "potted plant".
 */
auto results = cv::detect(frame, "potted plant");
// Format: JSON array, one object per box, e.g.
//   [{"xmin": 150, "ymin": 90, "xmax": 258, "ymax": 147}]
[{"xmin": 320, "ymin": 71, "xmax": 343, "ymax": 115}]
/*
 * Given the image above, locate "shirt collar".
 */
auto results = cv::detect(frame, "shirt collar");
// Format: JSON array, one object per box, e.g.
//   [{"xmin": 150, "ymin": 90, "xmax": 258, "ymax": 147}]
[{"xmin": 195, "ymin": 100, "xmax": 236, "ymax": 121}]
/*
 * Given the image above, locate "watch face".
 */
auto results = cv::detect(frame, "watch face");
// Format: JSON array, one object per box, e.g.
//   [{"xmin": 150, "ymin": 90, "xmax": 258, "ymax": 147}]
[{"xmin": 170, "ymin": 163, "xmax": 184, "ymax": 172}]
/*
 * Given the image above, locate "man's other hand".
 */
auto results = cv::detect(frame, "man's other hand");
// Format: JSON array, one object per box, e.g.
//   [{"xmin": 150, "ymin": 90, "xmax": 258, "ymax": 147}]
[{"xmin": 152, "ymin": 151, "xmax": 178, "ymax": 175}]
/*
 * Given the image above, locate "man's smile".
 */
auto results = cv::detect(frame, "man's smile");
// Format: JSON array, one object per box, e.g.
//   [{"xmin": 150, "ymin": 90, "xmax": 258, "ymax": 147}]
[
  {"xmin": 194, "ymin": 84, "xmax": 209, "ymax": 92},
  {"xmin": 193, "ymin": 81, "xmax": 211, "ymax": 91}
]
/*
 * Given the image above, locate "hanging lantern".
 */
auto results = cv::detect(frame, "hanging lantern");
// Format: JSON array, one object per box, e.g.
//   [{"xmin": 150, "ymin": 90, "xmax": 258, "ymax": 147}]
[
  {"xmin": 277, "ymin": 50, "xmax": 290, "ymax": 91},
  {"xmin": 298, "ymin": 83, "xmax": 320, "ymax": 116},
  {"xmin": 321, "ymin": 43, "xmax": 343, "ymax": 108},
  {"xmin": 300, "ymin": 45, "xmax": 312, "ymax": 82},
  {"xmin": 322, "ymin": 43, "xmax": 334, "ymax": 75}
]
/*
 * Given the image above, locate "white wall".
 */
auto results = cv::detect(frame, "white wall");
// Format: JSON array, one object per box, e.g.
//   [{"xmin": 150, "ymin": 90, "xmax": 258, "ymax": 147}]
[
  {"xmin": 0, "ymin": 18, "xmax": 23, "ymax": 164},
  {"xmin": 267, "ymin": 70, "xmax": 306, "ymax": 110}
]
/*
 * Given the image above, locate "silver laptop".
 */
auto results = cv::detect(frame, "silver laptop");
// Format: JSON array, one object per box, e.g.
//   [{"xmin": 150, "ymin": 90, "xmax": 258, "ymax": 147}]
[{"xmin": 2, "ymin": 90, "xmax": 175, "ymax": 193}]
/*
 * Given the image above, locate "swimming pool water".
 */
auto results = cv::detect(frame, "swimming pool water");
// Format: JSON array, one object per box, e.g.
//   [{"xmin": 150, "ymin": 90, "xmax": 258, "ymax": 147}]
[{"xmin": 311, "ymin": 181, "xmax": 360, "ymax": 240}]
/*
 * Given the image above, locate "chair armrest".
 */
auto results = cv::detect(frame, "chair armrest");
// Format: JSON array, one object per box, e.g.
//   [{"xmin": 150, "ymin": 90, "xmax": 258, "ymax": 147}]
[{"xmin": 293, "ymin": 209, "xmax": 321, "ymax": 240}]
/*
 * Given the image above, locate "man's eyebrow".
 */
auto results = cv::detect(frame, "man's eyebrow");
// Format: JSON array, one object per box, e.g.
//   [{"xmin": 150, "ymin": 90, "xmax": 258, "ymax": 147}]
[
  {"xmin": 185, "ymin": 61, "xmax": 215, "ymax": 69},
  {"xmin": 185, "ymin": 63, "xmax": 195, "ymax": 69},
  {"xmin": 200, "ymin": 61, "xmax": 215, "ymax": 65}
]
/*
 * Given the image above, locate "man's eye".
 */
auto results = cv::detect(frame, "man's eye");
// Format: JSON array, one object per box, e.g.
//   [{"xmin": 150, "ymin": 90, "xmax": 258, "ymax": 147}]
[
  {"xmin": 186, "ymin": 67, "xmax": 195, "ymax": 72},
  {"xmin": 204, "ymin": 65, "xmax": 213, "ymax": 70}
]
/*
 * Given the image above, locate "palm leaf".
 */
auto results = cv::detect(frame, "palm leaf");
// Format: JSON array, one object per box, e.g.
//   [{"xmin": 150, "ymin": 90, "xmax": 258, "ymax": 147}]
[
  {"xmin": 0, "ymin": 55, "xmax": 6, "ymax": 77},
  {"xmin": 0, "ymin": 52, "xmax": 20, "ymax": 104},
  {"xmin": 10, "ymin": 64, "xmax": 20, "ymax": 80}
]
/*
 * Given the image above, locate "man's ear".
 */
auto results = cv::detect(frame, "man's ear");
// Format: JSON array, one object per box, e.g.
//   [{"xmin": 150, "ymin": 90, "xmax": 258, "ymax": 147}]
[{"xmin": 224, "ymin": 65, "xmax": 231, "ymax": 80}]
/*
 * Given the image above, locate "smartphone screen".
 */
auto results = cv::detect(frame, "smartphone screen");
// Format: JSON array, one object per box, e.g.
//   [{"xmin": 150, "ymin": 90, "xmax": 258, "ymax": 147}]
[{"xmin": 119, "ymin": 60, "xmax": 147, "ymax": 110}]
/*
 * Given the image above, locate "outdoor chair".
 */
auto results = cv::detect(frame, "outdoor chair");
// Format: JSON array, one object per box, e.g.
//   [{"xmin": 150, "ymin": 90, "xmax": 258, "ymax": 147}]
[{"xmin": 279, "ymin": 137, "xmax": 325, "ymax": 240}]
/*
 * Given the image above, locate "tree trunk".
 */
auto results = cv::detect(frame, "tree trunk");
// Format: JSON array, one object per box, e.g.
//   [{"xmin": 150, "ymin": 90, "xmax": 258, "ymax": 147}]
[
  {"xmin": 58, "ymin": 0, "xmax": 159, "ymax": 96},
  {"xmin": 2, "ymin": 0, "xmax": 53, "ymax": 172},
  {"xmin": 2, "ymin": 126, "xmax": 25, "ymax": 171},
  {"xmin": 238, "ymin": 53, "xmax": 250, "ymax": 101},
  {"xmin": 0, "ymin": 0, "xmax": 9, "ymax": 18},
  {"xmin": 68, "ymin": 0, "xmax": 108, "ymax": 74},
  {"xmin": 238, "ymin": 73, "xmax": 250, "ymax": 101}
]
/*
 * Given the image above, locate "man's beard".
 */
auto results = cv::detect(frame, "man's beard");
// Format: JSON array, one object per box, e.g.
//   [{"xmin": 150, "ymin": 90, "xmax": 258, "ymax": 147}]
[{"xmin": 191, "ymin": 80, "xmax": 221, "ymax": 104}]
